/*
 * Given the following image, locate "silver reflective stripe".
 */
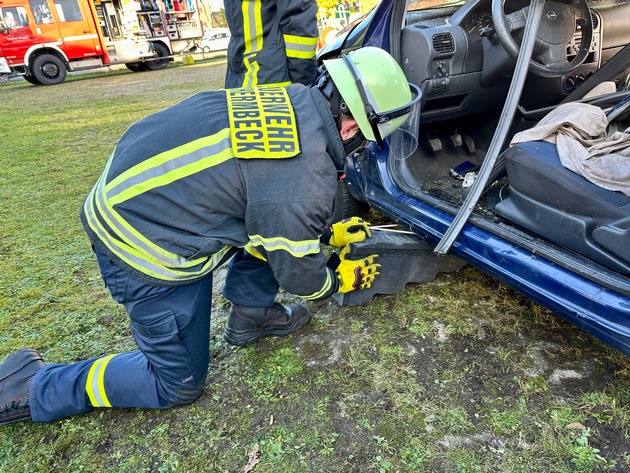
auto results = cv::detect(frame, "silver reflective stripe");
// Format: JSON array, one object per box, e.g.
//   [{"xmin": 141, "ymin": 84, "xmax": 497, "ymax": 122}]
[
  {"xmin": 285, "ymin": 41, "xmax": 315, "ymax": 54},
  {"xmin": 86, "ymin": 354, "xmax": 117, "ymax": 407},
  {"xmin": 244, "ymin": 1, "xmax": 261, "ymax": 52},
  {"xmin": 93, "ymin": 180, "xmax": 192, "ymax": 268},
  {"xmin": 87, "ymin": 191, "xmax": 232, "ymax": 280},
  {"xmin": 248, "ymin": 234, "xmax": 320, "ymax": 257},
  {"xmin": 85, "ymin": 199, "xmax": 196, "ymax": 278},
  {"xmin": 105, "ymin": 138, "xmax": 231, "ymax": 201},
  {"xmin": 83, "ymin": 133, "xmax": 236, "ymax": 280}
]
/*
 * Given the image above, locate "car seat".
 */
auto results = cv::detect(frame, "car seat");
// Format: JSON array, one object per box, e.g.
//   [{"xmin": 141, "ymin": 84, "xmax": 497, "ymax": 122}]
[{"xmin": 494, "ymin": 139, "xmax": 630, "ymax": 273}]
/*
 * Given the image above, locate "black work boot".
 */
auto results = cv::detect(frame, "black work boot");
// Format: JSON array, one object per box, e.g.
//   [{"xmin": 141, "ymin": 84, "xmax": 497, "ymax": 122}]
[
  {"xmin": 0, "ymin": 349, "xmax": 44, "ymax": 425},
  {"xmin": 223, "ymin": 302, "xmax": 311, "ymax": 347}
]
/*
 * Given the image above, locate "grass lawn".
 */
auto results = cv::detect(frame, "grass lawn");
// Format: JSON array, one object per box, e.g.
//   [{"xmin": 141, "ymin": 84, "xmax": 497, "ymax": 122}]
[{"xmin": 1, "ymin": 61, "xmax": 630, "ymax": 472}]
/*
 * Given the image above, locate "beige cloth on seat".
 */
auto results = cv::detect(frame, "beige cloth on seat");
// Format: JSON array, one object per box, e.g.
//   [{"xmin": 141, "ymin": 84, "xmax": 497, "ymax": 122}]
[{"xmin": 510, "ymin": 102, "xmax": 630, "ymax": 197}]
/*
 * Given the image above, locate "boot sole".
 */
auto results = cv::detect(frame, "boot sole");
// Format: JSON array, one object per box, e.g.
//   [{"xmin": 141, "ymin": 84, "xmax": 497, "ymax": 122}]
[
  {"xmin": 0, "ymin": 349, "xmax": 43, "ymax": 381},
  {"xmin": 223, "ymin": 313, "xmax": 313, "ymax": 347}
]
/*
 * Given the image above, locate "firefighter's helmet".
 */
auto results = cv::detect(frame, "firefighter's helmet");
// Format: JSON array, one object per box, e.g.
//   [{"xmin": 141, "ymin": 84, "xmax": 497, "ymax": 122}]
[{"xmin": 323, "ymin": 47, "xmax": 422, "ymax": 160}]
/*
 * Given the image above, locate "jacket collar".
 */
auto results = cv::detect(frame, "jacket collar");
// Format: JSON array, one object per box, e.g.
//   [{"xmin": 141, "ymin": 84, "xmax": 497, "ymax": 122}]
[{"xmin": 309, "ymin": 87, "xmax": 346, "ymax": 170}]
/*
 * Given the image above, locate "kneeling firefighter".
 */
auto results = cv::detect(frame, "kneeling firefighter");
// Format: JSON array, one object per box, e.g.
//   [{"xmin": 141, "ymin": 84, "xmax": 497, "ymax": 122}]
[{"xmin": 0, "ymin": 47, "xmax": 421, "ymax": 424}]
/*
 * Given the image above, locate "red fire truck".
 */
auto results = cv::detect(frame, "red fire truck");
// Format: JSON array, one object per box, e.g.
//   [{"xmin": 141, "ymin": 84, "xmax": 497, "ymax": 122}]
[{"xmin": 0, "ymin": 0, "xmax": 203, "ymax": 85}]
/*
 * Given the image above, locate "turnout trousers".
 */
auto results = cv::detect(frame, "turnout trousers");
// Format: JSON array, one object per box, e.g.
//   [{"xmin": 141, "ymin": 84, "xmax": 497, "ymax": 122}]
[{"xmin": 29, "ymin": 246, "xmax": 278, "ymax": 422}]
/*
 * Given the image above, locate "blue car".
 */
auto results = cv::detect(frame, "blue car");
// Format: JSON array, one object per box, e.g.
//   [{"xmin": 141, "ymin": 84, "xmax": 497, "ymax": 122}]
[{"xmin": 318, "ymin": 0, "xmax": 630, "ymax": 355}]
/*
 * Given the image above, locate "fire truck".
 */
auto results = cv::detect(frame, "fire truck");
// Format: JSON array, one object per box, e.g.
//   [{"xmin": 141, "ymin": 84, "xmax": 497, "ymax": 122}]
[{"xmin": 0, "ymin": 0, "xmax": 203, "ymax": 85}]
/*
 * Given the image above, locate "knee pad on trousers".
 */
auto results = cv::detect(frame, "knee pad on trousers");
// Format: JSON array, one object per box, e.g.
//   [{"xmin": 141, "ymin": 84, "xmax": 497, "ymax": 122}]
[{"xmin": 168, "ymin": 376, "xmax": 207, "ymax": 406}]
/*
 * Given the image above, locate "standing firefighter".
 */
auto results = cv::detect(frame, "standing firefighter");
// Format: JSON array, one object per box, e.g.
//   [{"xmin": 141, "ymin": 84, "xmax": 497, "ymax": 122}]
[
  {"xmin": 224, "ymin": 0, "xmax": 319, "ymax": 88},
  {"xmin": 0, "ymin": 47, "xmax": 421, "ymax": 424}
]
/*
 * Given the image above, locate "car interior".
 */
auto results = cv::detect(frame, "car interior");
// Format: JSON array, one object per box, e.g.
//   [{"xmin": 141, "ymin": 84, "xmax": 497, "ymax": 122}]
[{"xmin": 378, "ymin": 0, "xmax": 630, "ymax": 291}]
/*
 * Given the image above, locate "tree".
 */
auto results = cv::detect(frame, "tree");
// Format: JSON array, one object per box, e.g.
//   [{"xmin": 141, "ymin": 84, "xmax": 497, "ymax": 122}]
[{"xmin": 316, "ymin": 0, "xmax": 341, "ymax": 19}]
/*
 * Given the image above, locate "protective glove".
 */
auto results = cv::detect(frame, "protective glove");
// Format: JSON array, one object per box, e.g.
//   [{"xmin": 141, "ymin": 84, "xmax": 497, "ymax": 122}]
[
  {"xmin": 328, "ymin": 217, "xmax": 371, "ymax": 247},
  {"xmin": 335, "ymin": 245, "xmax": 380, "ymax": 293}
]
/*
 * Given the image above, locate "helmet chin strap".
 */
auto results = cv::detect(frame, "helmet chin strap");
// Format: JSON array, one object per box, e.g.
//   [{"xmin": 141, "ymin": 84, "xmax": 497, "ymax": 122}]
[{"xmin": 342, "ymin": 129, "xmax": 365, "ymax": 156}]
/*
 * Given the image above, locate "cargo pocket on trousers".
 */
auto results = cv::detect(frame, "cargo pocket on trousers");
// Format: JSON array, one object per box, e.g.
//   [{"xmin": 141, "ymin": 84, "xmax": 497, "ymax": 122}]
[{"xmin": 129, "ymin": 311, "xmax": 199, "ymax": 387}]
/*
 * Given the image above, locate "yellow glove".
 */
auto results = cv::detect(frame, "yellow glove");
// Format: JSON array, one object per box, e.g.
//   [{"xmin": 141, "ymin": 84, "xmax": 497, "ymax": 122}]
[
  {"xmin": 329, "ymin": 217, "xmax": 371, "ymax": 247},
  {"xmin": 335, "ymin": 245, "xmax": 380, "ymax": 293}
]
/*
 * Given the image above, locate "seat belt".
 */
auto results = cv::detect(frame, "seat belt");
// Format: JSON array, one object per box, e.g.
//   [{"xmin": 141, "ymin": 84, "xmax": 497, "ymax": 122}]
[{"xmin": 561, "ymin": 42, "xmax": 630, "ymax": 103}]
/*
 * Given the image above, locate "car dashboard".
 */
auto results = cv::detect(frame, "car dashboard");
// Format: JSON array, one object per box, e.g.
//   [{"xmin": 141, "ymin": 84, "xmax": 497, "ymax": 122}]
[{"xmin": 400, "ymin": 0, "xmax": 630, "ymax": 123}]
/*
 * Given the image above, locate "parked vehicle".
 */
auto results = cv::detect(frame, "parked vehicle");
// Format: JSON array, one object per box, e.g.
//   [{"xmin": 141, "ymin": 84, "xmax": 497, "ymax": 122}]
[
  {"xmin": 0, "ymin": 0, "xmax": 203, "ymax": 84},
  {"xmin": 196, "ymin": 27, "xmax": 229, "ymax": 53},
  {"xmin": 319, "ymin": 0, "xmax": 630, "ymax": 355}
]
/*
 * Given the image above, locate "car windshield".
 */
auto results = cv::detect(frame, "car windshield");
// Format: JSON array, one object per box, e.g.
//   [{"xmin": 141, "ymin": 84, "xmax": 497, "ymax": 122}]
[{"xmin": 407, "ymin": 0, "xmax": 465, "ymax": 11}]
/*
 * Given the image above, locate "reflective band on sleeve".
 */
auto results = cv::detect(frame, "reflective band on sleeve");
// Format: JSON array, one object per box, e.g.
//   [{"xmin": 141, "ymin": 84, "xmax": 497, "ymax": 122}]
[
  {"xmin": 86, "ymin": 354, "xmax": 117, "ymax": 407},
  {"xmin": 247, "ymin": 234, "xmax": 320, "ymax": 257},
  {"xmin": 300, "ymin": 267, "xmax": 334, "ymax": 300},
  {"xmin": 242, "ymin": 0, "xmax": 263, "ymax": 87},
  {"xmin": 283, "ymin": 34, "xmax": 317, "ymax": 59}
]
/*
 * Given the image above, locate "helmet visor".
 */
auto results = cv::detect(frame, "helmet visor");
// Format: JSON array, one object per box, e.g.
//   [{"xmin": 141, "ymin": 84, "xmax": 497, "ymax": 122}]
[
  {"xmin": 382, "ymin": 82, "xmax": 421, "ymax": 161},
  {"xmin": 340, "ymin": 54, "xmax": 421, "ymax": 160}
]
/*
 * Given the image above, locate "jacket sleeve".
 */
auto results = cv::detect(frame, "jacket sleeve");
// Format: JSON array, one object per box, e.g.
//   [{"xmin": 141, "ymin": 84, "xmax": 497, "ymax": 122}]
[
  {"xmin": 246, "ymin": 199, "xmax": 339, "ymax": 301},
  {"xmin": 278, "ymin": 0, "xmax": 319, "ymax": 86}
]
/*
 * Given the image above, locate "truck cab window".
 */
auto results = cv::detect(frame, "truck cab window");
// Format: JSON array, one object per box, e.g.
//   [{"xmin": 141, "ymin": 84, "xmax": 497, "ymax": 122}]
[
  {"xmin": 27, "ymin": 0, "xmax": 53, "ymax": 24},
  {"xmin": 53, "ymin": 0, "xmax": 82, "ymax": 22},
  {"xmin": 1, "ymin": 7, "xmax": 29, "ymax": 28}
]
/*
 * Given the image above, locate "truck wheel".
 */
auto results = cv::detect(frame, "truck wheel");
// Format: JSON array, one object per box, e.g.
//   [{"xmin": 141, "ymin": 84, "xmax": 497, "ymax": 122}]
[
  {"xmin": 31, "ymin": 54, "xmax": 67, "ymax": 85},
  {"xmin": 146, "ymin": 42, "xmax": 170, "ymax": 71},
  {"xmin": 23, "ymin": 75, "xmax": 42, "ymax": 85},
  {"xmin": 126, "ymin": 62, "xmax": 148, "ymax": 72}
]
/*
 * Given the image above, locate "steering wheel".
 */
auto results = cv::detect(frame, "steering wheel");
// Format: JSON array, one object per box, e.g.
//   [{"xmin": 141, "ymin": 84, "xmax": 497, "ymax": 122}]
[{"xmin": 491, "ymin": 0, "xmax": 593, "ymax": 77}]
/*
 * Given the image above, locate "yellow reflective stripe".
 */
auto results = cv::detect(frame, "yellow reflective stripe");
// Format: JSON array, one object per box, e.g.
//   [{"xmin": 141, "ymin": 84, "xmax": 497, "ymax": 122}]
[
  {"xmin": 283, "ymin": 34, "xmax": 317, "ymax": 59},
  {"xmin": 86, "ymin": 354, "xmax": 117, "ymax": 407},
  {"xmin": 244, "ymin": 243, "xmax": 267, "ymax": 261},
  {"xmin": 242, "ymin": 0, "xmax": 262, "ymax": 87},
  {"xmin": 283, "ymin": 34, "xmax": 318, "ymax": 46},
  {"xmin": 242, "ymin": 0, "xmax": 262, "ymax": 55},
  {"xmin": 264, "ymin": 81, "xmax": 291, "ymax": 87},
  {"xmin": 300, "ymin": 267, "xmax": 334, "ymax": 300},
  {"xmin": 285, "ymin": 49, "xmax": 317, "ymax": 60},
  {"xmin": 87, "ymin": 181, "xmax": 231, "ymax": 281},
  {"xmin": 248, "ymin": 234, "xmax": 320, "ymax": 257},
  {"xmin": 107, "ymin": 148, "xmax": 233, "ymax": 204},
  {"xmin": 243, "ymin": 58, "xmax": 259, "ymax": 87}
]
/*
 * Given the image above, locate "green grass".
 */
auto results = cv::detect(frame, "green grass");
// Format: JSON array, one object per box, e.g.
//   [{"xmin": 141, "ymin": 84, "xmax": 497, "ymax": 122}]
[{"xmin": 2, "ymin": 62, "xmax": 630, "ymax": 472}]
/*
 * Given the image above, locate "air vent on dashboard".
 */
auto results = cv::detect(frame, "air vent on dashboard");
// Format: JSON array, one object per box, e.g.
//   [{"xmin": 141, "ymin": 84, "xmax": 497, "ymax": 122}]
[
  {"xmin": 591, "ymin": 12, "xmax": 598, "ymax": 30},
  {"xmin": 432, "ymin": 32, "xmax": 455, "ymax": 53}
]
